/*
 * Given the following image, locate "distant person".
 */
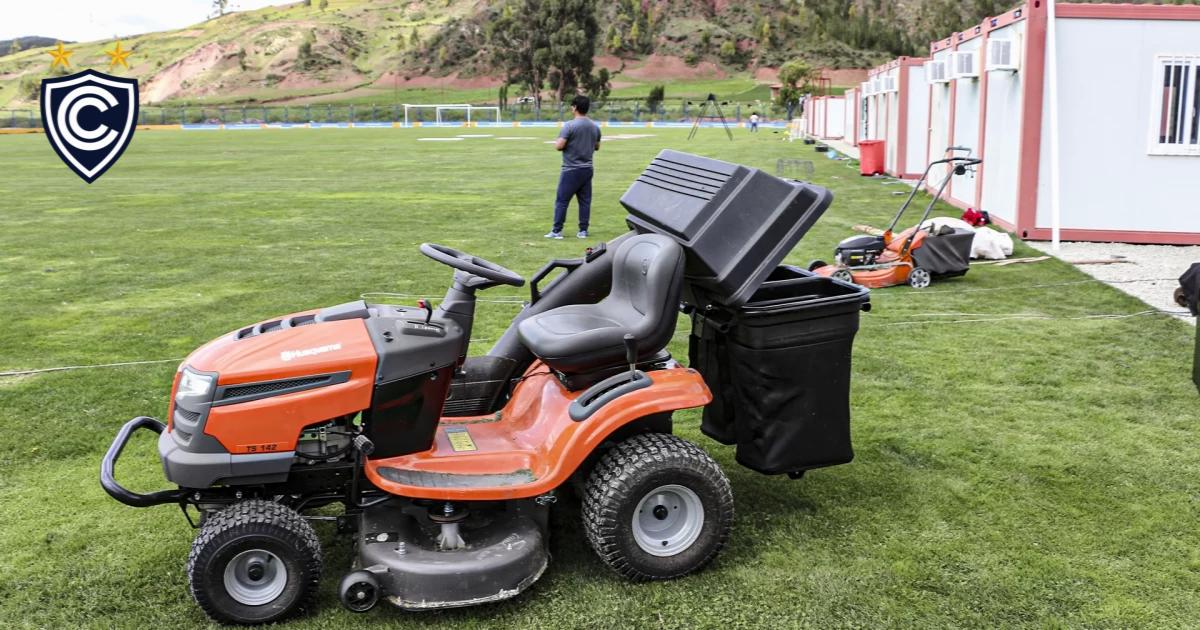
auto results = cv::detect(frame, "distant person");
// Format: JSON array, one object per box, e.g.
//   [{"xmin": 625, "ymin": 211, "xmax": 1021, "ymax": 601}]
[
  {"xmin": 545, "ymin": 95, "xmax": 601, "ymax": 239},
  {"xmin": 749, "ymin": 112, "xmax": 760, "ymax": 133}
]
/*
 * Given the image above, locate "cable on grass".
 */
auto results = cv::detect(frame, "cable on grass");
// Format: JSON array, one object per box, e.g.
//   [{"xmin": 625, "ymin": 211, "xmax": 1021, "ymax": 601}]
[{"xmin": 0, "ymin": 358, "xmax": 183, "ymax": 378}]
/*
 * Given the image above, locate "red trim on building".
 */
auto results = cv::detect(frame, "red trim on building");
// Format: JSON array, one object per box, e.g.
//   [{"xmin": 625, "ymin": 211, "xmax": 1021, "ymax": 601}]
[
  {"xmin": 1014, "ymin": 1, "xmax": 1048, "ymax": 237},
  {"xmin": 1024, "ymin": 227, "xmax": 1200, "ymax": 245},
  {"xmin": 958, "ymin": 23, "xmax": 987, "ymax": 45},
  {"xmin": 1057, "ymin": 3, "xmax": 1200, "ymax": 20},
  {"xmin": 986, "ymin": 5, "xmax": 1027, "ymax": 32}
]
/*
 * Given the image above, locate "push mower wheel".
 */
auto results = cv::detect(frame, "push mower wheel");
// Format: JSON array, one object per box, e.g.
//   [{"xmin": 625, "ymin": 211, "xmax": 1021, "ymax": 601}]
[
  {"xmin": 1175, "ymin": 287, "xmax": 1188, "ymax": 309},
  {"xmin": 187, "ymin": 500, "xmax": 322, "ymax": 625},
  {"xmin": 908, "ymin": 267, "xmax": 932, "ymax": 289},
  {"xmin": 582, "ymin": 433, "xmax": 733, "ymax": 581},
  {"xmin": 832, "ymin": 269, "xmax": 853, "ymax": 283},
  {"xmin": 807, "ymin": 259, "xmax": 828, "ymax": 272}
]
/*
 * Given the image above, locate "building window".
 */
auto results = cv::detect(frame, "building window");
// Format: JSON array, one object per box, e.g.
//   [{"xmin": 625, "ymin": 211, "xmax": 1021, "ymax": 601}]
[{"xmin": 1150, "ymin": 55, "xmax": 1200, "ymax": 156}]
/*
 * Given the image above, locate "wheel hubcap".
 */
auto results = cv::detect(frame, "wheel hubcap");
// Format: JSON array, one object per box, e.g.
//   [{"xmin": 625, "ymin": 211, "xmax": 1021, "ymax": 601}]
[
  {"xmin": 911, "ymin": 269, "xmax": 931, "ymax": 288},
  {"xmin": 224, "ymin": 549, "xmax": 288, "ymax": 606},
  {"xmin": 632, "ymin": 484, "xmax": 704, "ymax": 557}
]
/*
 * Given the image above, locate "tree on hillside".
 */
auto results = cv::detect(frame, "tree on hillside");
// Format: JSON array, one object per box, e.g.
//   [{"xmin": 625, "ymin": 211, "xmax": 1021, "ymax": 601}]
[
  {"xmin": 319, "ymin": 0, "xmax": 329, "ymax": 10},
  {"xmin": 9, "ymin": 39, "xmax": 21, "ymax": 55},
  {"xmin": 778, "ymin": 59, "xmax": 816, "ymax": 106},
  {"xmin": 409, "ymin": 28, "xmax": 420, "ymax": 48},
  {"xmin": 489, "ymin": 1, "xmax": 549, "ymax": 107},
  {"xmin": 645, "ymin": 84, "xmax": 664, "ymax": 115},
  {"xmin": 211, "ymin": 0, "xmax": 229, "ymax": 17},
  {"xmin": 583, "ymin": 67, "xmax": 611, "ymax": 102},
  {"xmin": 490, "ymin": 0, "xmax": 599, "ymax": 107},
  {"xmin": 719, "ymin": 40, "xmax": 736, "ymax": 63}
]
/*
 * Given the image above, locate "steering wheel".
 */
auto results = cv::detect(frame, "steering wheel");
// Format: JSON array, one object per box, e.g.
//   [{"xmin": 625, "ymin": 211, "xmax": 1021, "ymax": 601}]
[{"xmin": 419, "ymin": 243, "xmax": 526, "ymax": 287}]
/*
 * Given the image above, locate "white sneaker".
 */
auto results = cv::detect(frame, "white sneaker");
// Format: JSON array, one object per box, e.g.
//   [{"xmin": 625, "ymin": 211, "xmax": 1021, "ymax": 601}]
[
  {"xmin": 576, "ymin": 230, "xmax": 589, "ymax": 239},
  {"xmin": 544, "ymin": 231, "xmax": 563, "ymax": 239}
]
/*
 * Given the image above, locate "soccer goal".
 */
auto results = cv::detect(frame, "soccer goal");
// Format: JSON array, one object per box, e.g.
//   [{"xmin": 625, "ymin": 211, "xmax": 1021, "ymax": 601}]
[{"xmin": 403, "ymin": 104, "xmax": 502, "ymax": 126}]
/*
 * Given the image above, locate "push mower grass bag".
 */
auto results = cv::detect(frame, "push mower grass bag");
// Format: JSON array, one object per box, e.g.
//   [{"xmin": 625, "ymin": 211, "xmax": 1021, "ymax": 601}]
[
  {"xmin": 912, "ymin": 227, "xmax": 974, "ymax": 277},
  {"xmin": 691, "ymin": 266, "xmax": 869, "ymax": 475}
]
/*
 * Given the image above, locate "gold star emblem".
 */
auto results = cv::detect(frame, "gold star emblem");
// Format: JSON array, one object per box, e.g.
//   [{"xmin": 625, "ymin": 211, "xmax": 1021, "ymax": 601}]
[
  {"xmin": 105, "ymin": 41, "xmax": 133, "ymax": 70},
  {"xmin": 47, "ymin": 42, "xmax": 73, "ymax": 69}
]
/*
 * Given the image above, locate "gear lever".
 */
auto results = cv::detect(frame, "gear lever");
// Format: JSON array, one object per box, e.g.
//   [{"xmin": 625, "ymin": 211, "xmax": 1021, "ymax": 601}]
[{"xmin": 623, "ymin": 334, "xmax": 640, "ymax": 381}]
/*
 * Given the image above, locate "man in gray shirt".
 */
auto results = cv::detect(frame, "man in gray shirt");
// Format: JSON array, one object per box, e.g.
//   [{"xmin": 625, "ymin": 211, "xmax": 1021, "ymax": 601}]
[{"xmin": 546, "ymin": 95, "xmax": 601, "ymax": 239}]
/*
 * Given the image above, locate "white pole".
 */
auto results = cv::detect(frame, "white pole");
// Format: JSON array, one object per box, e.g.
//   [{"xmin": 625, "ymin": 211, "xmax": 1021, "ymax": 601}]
[
  {"xmin": 1047, "ymin": 0, "xmax": 1062, "ymax": 252},
  {"xmin": 467, "ymin": 105, "xmax": 472, "ymax": 125}
]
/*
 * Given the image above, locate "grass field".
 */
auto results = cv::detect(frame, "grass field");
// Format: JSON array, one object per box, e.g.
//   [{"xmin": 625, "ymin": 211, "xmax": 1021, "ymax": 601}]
[{"xmin": 0, "ymin": 127, "xmax": 1197, "ymax": 629}]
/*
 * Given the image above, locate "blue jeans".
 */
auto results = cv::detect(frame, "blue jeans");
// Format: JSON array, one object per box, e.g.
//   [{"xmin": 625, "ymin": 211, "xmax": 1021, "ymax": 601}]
[{"xmin": 553, "ymin": 167, "xmax": 593, "ymax": 232}]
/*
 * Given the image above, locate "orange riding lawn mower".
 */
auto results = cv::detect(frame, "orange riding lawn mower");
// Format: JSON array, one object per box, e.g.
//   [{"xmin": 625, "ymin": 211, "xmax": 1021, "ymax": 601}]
[
  {"xmin": 810, "ymin": 153, "xmax": 981, "ymax": 289},
  {"xmin": 101, "ymin": 150, "xmax": 871, "ymax": 624}
]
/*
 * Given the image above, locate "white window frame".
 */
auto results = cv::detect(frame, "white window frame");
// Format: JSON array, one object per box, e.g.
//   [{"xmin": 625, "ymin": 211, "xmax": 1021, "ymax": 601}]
[{"xmin": 1148, "ymin": 54, "xmax": 1200, "ymax": 156}]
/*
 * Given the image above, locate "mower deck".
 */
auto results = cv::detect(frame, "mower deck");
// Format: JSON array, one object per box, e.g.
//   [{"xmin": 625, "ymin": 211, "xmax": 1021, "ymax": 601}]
[
  {"xmin": 363, "ymin": 365, "xmax": 711, "ymax": 501},
  {"xmin": 355, "ymin": 500, "xmax": 549, "ymax": 610}
]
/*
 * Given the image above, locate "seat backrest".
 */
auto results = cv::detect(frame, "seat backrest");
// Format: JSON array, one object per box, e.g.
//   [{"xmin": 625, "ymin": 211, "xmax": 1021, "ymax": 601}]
[{"xmin": 606, "ymin": 233, "xmax": 685, "ymax": 344}]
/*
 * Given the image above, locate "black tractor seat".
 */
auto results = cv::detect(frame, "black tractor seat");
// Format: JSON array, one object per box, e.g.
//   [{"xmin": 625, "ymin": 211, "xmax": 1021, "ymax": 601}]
[{"xmin": 518, "ymin": 234, "xmax": 685, "ymax": 375}]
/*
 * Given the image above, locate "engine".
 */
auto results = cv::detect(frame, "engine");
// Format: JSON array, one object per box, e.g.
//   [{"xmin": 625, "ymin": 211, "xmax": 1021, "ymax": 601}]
[
  {"xmin": 295, "ymin": 417, "xmax": 356, "ymax": 463},
  {"xmin": 834, "ymin": 234, "xmax": 886, "ymax": 267}
]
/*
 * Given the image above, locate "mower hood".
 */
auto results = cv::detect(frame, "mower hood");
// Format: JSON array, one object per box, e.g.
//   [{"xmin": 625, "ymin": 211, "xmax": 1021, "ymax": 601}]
[{"xmin": 185, "ymin": 309, "xmax": 378, "ymax": 387}]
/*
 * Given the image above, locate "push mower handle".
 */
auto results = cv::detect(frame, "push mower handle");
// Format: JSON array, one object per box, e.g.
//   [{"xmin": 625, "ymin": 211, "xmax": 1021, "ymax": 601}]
[
  {"xmin": 101, "ymin": 416, "xmax": 185, "ymax": 508},
  {"xmin": 927, "ymin": 155, "xmax": 981, "ymax": 168}
]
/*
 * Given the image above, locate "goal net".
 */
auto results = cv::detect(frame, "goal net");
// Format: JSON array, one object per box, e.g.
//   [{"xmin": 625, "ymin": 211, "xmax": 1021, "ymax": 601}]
[{"xmin": 403, "ymin": 104, "xmax": 502, "ymax": 126}]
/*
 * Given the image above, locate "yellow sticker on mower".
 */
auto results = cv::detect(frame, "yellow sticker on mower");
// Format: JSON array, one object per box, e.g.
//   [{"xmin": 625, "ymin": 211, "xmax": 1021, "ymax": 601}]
[{"xmin": 445, "ymin": 427, "xmax": 477, "ymax": 452}]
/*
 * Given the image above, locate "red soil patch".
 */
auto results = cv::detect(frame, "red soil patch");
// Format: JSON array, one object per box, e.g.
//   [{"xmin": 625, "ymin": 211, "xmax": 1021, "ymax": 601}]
[{"xmin": 623, "ymin": 54, "xmax": 725, "ymax": 81}]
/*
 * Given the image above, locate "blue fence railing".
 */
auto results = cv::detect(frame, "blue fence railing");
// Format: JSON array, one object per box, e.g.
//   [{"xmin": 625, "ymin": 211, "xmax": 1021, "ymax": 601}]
[{"xmin": 1, "ymin": 100, "xmax": 797, "ymax": 129}]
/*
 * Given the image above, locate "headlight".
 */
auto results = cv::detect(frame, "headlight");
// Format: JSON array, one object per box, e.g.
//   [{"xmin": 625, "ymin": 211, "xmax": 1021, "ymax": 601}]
[{"xmin": 176, "ymin": 368, "xmax": 215, "ymax": 402}]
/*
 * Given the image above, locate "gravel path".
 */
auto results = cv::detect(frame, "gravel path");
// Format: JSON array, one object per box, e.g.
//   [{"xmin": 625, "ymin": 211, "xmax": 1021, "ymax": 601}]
[{"xmin": 1026, "ymin": 240, "xmax": 1198, "ymax": 322}]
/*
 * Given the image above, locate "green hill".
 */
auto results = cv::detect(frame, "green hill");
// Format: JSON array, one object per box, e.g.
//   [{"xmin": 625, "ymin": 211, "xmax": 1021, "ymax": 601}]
[{"xmin": 0, "ymin": 0, "xmax": 1106, "ymax": 108}]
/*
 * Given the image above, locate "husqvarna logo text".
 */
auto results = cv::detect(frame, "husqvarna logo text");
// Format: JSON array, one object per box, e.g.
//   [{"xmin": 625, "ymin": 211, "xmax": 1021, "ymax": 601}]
[{"xmin": 280, "ymin": 343, "xmax": 342, "ymax": 362}]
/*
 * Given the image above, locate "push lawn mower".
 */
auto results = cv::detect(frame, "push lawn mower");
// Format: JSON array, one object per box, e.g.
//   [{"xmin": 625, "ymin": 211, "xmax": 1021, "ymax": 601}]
[
  {"xmin": 101, "ymin": 150, "xmax": 870, "ymax": 624},
  {"xmin": 809, "ymin": 152, "xmax": 981, "ymax": 289}
]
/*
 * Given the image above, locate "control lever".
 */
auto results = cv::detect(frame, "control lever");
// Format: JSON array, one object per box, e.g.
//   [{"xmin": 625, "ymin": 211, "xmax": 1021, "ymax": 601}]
[
  {"xmin": 623, "ymin": 334, "xmax": 640, "ymax": 381},
  {"xmin": 416, "ymin": 299, "xmax": 433, "ymax": 325}
]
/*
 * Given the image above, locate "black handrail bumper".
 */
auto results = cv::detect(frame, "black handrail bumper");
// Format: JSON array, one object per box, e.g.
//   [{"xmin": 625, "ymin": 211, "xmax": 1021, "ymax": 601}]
[{"xmin": 101, "ymin": 416, "xmax": 186, "ymax": 508}]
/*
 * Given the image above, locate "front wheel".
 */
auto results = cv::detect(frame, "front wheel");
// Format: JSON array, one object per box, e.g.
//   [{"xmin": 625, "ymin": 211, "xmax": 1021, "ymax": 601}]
[
  {"xmin": 582, "ymin": 433, "xmax": 733, "ymax": 581},
  {"xmin": 187, "ymin": 500, "xmax": 322, "ymax": 625}
]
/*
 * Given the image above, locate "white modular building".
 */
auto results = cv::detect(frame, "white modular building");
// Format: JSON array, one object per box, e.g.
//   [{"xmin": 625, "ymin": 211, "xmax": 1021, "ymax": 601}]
[{"xmin": 922, "ymin": 2, "xmax": 1200, "ymax": 244}]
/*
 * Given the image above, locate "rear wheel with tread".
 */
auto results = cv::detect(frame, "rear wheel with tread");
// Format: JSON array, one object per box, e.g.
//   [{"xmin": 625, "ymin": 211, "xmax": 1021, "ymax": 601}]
[
  {"xmin": 582, "ymin": 433, "xmax": 733, "ymax": 581},
  {"xmin": 187, "ymin": 499, "xmax": 322, "ymax": 625},
  {"xmin": 832, "ymin": 269, "xmax": 854, "ymax": 283}
]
